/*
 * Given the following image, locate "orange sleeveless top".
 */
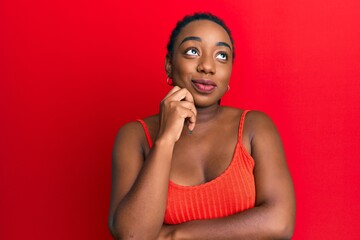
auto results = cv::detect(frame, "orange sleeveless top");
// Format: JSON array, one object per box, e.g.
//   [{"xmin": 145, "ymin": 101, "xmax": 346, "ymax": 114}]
[{"xmin": 137, "ymin": 110, "xmax": 256, "ymax": 224}]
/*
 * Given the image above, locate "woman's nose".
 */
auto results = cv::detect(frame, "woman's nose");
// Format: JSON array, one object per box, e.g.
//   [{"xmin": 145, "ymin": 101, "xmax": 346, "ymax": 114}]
[{"xmin": 197, "ymin": 55, "xmax": 216, "ymax": 75}]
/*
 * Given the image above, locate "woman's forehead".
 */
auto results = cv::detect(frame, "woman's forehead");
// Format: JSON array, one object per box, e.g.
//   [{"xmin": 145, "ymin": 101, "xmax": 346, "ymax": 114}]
[{"xmin": 175, "ymin": 20, "xmax": 232, "ymax": 47}]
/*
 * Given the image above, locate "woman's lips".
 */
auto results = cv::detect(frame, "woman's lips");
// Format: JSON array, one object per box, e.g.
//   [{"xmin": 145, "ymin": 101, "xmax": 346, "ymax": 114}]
[{"xmin": 191, "ymin": 79, "xmax": 217, "ymax": 93}]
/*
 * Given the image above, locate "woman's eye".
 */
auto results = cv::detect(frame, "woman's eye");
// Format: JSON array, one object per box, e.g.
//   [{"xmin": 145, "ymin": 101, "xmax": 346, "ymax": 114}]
[
  {"xmin": 216, "ymin": 52, "xmax": 228, "ymax": 60},
  {"xmin": 185, "ymin": 49, "xmax": 199, "ymax": 56}
]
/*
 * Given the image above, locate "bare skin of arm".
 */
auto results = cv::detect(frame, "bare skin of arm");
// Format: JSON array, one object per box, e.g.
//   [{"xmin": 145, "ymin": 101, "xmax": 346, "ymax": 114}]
[
  {"xmin": 108, "ymin": 87, "xmax": 197, "ymax": 240},
  {"xmin": 157, "ymin": 111, "xmax": 296, "ymax": 240}
]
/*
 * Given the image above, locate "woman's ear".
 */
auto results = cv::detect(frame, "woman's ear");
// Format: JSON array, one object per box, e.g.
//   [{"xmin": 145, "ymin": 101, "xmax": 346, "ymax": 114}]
[{"xmin": 165, "ymin": 54, "xmax": 172, "ymax": 78}]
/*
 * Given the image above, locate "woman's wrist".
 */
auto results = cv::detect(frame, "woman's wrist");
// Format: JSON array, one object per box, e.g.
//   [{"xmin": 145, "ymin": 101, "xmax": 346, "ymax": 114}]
[{"xmin": 154, "ymin": 136, "xmax": 177, "ymax": 148}]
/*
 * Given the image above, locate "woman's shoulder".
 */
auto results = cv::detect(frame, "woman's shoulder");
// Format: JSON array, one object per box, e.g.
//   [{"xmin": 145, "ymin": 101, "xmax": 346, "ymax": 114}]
[
  {"xmin": 119, "ymin": 115, "xmax": 159, "ymax": 132},
  {"xmin": 244, "ymin": 110, "xmax": 274, "ymax": 124},
  {"xmin": 115, "ymin": 120, "xmax": 145, "ymax": 146},
  {"xmin": 118, "ymin": 115, "xmax": 159, "ymax": 136},
  {"xmin": 121, "ymin": 114, "xmax": 159, "ymax": 142},
  {"xmin": 142, "ymin": 114, "xmax": 160, "ymax": 128},
  {"xmin": 245, "ymin": 110, "xmax": 276, "ymax": 128},
  {"xmin": 240, "ymin": 110, "xmax": 280, "ymax": 142},
  {"xmin": 114, "ymin": 115, "xmax": 159, "ymax": 153},
  {"xmin": 221, "ymin": 107, "xmax": 277, "ymax": 134}
]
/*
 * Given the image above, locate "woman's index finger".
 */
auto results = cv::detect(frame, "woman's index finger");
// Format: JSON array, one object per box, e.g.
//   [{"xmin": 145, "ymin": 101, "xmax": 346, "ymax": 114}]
[
  {"xmin": 181, "ymin": 88, "xmax": 194, "ymax": 103},
  {"xmin": 163, "ymin": 86, "xmax": 181, "ymax": 100}
]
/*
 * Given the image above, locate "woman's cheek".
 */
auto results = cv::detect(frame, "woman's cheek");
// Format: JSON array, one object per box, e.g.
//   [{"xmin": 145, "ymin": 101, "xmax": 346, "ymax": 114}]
[{"xmin": 173, "ymin": 69, "xmax": 192, "ymax": 87}]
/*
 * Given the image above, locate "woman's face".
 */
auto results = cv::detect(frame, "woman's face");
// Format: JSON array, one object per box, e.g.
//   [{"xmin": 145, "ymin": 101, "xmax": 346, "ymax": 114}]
[{"xmin": 166, "ymin": 20, "xmax": 233, "ymax": 107}]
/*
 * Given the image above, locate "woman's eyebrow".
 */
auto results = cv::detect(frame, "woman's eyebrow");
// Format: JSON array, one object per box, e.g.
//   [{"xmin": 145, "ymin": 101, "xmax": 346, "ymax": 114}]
[
  {"xmin": 216, "ymin": 42, "xmax": 232, "ymax": 50},
  {"xmin": 179, "ymin": 36, "xmax": 202, "ymax": 46},
  {"xmin": 179, "ymin": 36, "xmax": 232, "ymax": 51}
]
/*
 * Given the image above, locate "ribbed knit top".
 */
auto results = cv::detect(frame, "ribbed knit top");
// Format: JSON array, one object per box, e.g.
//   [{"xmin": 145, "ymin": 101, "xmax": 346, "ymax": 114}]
[{"xmin": 137, "ymin": 110, "xmax": 256, "ymax": 224}]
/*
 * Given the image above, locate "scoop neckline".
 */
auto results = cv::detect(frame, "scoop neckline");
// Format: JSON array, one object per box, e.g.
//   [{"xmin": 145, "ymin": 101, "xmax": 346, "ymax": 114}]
[{"xmin": 168, "ymin": 123, "xmax": 242, "ymax": 189}]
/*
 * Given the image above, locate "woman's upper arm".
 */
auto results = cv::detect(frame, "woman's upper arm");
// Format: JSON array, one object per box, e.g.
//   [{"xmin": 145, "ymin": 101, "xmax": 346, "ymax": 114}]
[
  {"xmin": 249, "ymin": 111, "xmax": 296, "ymax": 227},
  {"xmin": 108, "ymin": 121, "xmax": 146, "ymax": 227}
]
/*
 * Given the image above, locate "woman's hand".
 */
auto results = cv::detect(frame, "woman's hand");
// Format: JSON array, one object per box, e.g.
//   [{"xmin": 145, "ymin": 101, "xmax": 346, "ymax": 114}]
[{"xmin": 157, "ymin": 86, "xmax": 197, "ymax": 143}]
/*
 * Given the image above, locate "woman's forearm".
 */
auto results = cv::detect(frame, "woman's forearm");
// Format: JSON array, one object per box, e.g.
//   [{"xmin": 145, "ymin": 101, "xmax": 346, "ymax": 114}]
[
  {"xmin": 171, "ymin": 203, "xmax": 295, "ymax": 240},
  {"xmin": 112, "ymin": 139, "xmax": 174, "ymax": 240}
]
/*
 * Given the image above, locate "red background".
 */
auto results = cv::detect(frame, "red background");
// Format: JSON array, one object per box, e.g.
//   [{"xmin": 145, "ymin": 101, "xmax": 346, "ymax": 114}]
[{"xmin": 1, "ymin": 0, "xmax": 360, "ymax": 239}]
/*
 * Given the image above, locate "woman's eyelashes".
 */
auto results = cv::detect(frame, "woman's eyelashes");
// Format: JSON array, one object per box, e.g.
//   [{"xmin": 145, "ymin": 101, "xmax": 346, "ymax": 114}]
[
  {"xmin": 185, "ymin": 48, "xmax": 199, "ymax": 56},
  {"xmin": 184, "ymin": 48, "xmax": 229, "ymax": 62},
  {"xmin": 216, "ymin": 52, "xmax": 228, "ymax": 61}
]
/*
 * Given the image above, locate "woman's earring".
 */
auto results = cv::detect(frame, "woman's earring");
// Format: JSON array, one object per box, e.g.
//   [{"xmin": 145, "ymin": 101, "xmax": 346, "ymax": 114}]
[
  {"xmin": 167, "ymin": 77, "xmax": 173, "ymax": 86},
  {"xmin": 227, "ymin": 85, "xmax": 230, "ymax": 91}
]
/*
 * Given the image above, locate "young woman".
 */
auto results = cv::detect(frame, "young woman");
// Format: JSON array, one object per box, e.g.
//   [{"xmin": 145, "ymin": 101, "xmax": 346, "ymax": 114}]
[{"xmin": 108, "ymin": 13, "xmax": 296, "ymax": 240}]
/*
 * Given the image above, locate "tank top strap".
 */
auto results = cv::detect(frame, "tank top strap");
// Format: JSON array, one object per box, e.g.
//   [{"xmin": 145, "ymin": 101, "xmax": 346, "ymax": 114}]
[
  {"xmin": 239, "ymin": 110, "xmax": 250, "ymax": 140},
  {"xmin": 136, "ymin": 119, "xmax": 153, "ymax": 148},
  {"xmin": 137, "ymin": 112, "xmax": 250, "ymax": 149}
]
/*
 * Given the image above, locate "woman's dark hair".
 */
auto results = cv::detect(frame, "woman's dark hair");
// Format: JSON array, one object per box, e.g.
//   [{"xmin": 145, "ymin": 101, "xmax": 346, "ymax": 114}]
[{"xmin": 166, "ymin": 12, "xmax": 235, "ymax": 59}]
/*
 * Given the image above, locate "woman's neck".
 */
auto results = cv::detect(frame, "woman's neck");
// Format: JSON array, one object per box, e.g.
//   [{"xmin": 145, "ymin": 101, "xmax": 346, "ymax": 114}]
[{"xmin": 194, "ymin": 104, "xmax": 222, "ymax": 125}]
